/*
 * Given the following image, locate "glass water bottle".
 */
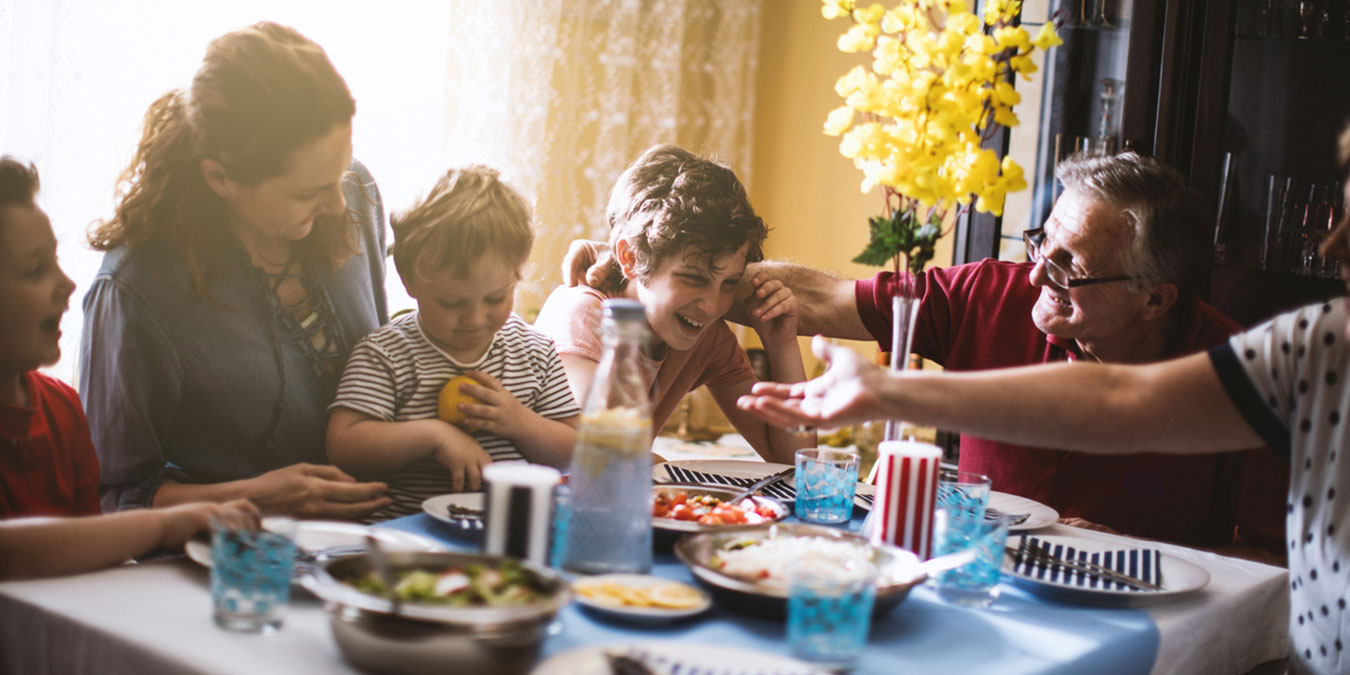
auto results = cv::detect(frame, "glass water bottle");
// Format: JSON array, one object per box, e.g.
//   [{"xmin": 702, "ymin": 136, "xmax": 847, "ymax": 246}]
[{"xmin": 560, "ymin": 299, "xmax": 654, "ymax": 574}]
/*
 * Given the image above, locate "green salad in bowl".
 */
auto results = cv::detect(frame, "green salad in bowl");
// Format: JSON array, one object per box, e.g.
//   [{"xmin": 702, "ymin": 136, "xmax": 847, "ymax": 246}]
[{"xmin": 346, "ymin": 559, "xmax": 543, "ymax": 607}]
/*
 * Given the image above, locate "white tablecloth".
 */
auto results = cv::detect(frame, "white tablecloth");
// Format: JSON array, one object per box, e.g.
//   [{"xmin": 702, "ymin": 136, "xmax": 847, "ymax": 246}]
[
  {"xmin": 1048, "ymin": 524, "xmax": 1290, "ymax": 675},
  {"xmin": 0, "ymin": 524, "xmax": 1290, "ymax": 675}
]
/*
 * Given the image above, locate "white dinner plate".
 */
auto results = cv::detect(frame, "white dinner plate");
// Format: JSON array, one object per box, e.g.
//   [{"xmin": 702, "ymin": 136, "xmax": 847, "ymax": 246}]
[
  {"xmin": 422, "ymin": 493, "xmax": 486, "ymax": 532},
  {"xmin": 1001, "ymin": 533, "xmax": 1211, "ymax": 605},
  {"xmin": 571, "ymin": 574, "xmax": 711, "ymax": 622},
  {"xmin": 532, "ymin": 641, "xmax": 828, "ymax": 675},
  {"xmin": 990, "ymin": 491, "xmax": 1060, "ymax": 531},
  {"xmin": 653, "ymin": 460, "xmax": 875, "ymax": 510},
  {"xmin": 184, "ymin": 518, "xmax": 444, "ymax": 574}
]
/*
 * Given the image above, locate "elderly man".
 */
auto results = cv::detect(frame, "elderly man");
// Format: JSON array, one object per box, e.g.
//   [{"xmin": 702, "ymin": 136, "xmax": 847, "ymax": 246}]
[
  {"xmin": 735, "ymin": 135, "xmax": 1350, "ymax": 674},
  {"xmin": 756, "ymin": 153, "xmax": 1284, "ymax": 552},
  {"xmin": 567, "ymin": 152, "xmax": 1282, "ymax": 553}
]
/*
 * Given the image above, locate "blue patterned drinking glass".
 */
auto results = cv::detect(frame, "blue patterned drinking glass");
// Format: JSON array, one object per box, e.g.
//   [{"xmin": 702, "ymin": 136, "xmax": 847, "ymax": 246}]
[
  {"xmin": 795, "ymin": 448, "xmax": 860, "ymax": 524},
  {"xmin": 210, "ymin": 517, "xmax": 296, "ymax": 632},
  {"xmin": 937, "ymin": 468, "xmax": 991, "ymax": 524},
  {"xmin": 933, "ymin": 506, "xmax": 1013, "ymax": 608},
  {"xmin": 788, "ymin": 555, "xmax": 877, "ymax": 666}
]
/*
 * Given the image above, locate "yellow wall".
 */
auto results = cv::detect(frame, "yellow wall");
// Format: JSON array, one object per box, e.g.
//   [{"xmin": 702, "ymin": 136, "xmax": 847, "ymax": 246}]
[{"xmin": 748, "ymin": 2, "xmax": 953, "ymax": 371}]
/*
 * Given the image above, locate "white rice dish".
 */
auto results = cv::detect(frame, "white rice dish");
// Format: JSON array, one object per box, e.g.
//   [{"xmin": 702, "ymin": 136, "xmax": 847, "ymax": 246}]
[{"xmin": 712, "ymin": 536, "xmax": 871, "ymax": 587}]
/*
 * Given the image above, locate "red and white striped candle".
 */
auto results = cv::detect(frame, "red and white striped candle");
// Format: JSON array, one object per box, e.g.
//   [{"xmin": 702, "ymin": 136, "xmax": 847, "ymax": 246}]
[{"xmin": 870, "ymin": 440, "xmax": 942, "ymax": 560}]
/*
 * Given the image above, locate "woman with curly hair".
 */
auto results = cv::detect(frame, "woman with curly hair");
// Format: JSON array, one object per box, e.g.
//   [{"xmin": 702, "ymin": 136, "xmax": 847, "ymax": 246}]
[{"xmin": 81, "ymin": 22, "xmax": 390, "ymax": 519}]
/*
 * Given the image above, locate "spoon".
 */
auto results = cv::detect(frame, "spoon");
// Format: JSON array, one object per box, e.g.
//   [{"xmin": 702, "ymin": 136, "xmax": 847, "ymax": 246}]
[
  {"xmin": 917, "ymin": 547, "xmax": 979, "ymax": 577},
  {"xmin": 364, "ymin": 533, "xmax": 401, "ymax": 614}
]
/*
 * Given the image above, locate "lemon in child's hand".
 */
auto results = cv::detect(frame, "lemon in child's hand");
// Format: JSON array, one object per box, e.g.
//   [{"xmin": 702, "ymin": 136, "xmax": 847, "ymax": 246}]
[{"xmin": 438, "ymin": 375, "xmax": 482, "ymax": 426}]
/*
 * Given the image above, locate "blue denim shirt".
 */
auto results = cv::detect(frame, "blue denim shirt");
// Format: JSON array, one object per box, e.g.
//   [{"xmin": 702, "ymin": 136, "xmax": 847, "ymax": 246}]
[{"xmin": 80, "ymin": 161, "xmax": 388, "ymax": 512}]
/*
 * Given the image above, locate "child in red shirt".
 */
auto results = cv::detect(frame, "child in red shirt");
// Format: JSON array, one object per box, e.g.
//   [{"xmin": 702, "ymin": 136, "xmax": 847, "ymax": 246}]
[
  {"xmin": 0, "ymin": 156, "xmax": 94, "ymax": 517},
  {"xmin": 0, "ymin": 156, "xmax": 258, "ymax": 579}
]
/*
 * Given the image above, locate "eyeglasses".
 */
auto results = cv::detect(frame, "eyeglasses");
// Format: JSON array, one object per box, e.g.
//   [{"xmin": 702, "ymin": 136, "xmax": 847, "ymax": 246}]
[{"xmin": 1022, "ymin": 228, "xmax": 1134, "ymax": 290}]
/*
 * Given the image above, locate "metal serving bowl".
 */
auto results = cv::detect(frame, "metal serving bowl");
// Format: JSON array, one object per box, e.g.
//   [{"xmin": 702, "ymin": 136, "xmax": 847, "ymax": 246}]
[
  {"xmin": 300, "ymin": 551, "xmax": 570, "ymax": 675},
  {"xmin": 673, "ymin": 522, "xmax": 927, "ymax": 618},
  {"xmin": 651, "ymin": 483, "xmax": 790, "ymax": 549}
]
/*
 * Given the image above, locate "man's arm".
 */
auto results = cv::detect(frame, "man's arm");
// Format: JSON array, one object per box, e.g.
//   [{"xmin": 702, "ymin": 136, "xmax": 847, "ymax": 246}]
[
  {"xmin": 740, "ymin": 337, "xmax": 1265, "ymax": 455},
  {"xmin": 729, "ymin": 262, "xmax": 873, "ymax": 340}
]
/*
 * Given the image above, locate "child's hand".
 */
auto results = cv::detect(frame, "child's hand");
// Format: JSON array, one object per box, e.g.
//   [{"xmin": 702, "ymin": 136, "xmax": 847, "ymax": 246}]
[
  {"xmin": 456, "ymin": 370, "xmax": 534, "ymax": 439},
  {"xmin": 431, "ymin": 426, "xmax": 493, "ymax": 492},
  {"xmin": 159, "ymin": 499, "xmax": 260, "ymax": 549},
  {"xmin": 743, "ymin": 276, "xmax": 800, "ymax": 347}
]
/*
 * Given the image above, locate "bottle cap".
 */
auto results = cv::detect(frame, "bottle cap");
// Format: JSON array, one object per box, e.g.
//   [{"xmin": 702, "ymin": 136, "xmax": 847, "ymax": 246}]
[{"xmin": 602, "ymin": 298, "xmax": 645, "ymax": 321}]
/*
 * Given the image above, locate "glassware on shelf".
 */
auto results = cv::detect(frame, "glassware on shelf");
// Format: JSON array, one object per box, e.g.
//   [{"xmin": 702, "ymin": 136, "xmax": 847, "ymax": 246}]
[
  {"xmin": 1300, "ymin": 183, "xmax": 1330, "ymax": 272},
  {"xmin": 1260, "ymin": 176, "xmax": 1344, "ymax": 277},
  {"xmin": 1263, "ymin": 175, "xmax": 1293, "ymax": 271},
  {"xmin": 1069, "ymin": 0, "xmax": 1111, "ymax": 27},
  {"xmin": 1269, "ymin": 0, "xmax": 1290, "ymax": 38},
  {"xmin": 1093, "ymin": 79, "xmax": 1123, "ymax": 156},
  {"xmin": 1297, "ymin": 0, "xmax": 1321, "ymax": 39},
  {"xmin": 1258, "ymin": 0, "xmax": 1277, "ymax": 37},
  {"xmin": 1213, "ymin": 152, "xmax": 1236, "ymax": 264},
  {"xmin": 1323, "ymin": 184, "xmax": 1344, "ymax": 275}
]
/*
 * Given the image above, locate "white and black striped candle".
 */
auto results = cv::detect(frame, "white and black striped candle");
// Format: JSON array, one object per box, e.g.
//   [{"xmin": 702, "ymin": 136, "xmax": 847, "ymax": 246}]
[{"xmin": 482, "ymin": 464, "xmax": 561, "ymax": 566}]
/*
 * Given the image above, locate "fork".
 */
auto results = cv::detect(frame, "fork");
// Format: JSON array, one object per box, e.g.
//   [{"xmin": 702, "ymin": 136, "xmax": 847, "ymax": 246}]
[
  {"xmin": 1008, "ymin": 539, "xmax": 1162, "ymax": 591},
  {"xmin": 986, "ymin": 507, "xmax": 1031, "ymax": 526}
]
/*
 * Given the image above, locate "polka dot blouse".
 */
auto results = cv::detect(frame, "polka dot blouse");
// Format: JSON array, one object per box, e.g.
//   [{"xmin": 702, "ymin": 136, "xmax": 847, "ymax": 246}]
[{"xmin": 1211, "ymin": 300, "xmax": 1350, "ymax": 675}]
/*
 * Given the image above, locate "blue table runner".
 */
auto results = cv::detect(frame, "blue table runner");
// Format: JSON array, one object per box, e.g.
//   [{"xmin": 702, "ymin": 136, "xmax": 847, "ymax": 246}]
[{"xmin": 380, "ymin": 514, "xmax": 1160, "ymax": 674}]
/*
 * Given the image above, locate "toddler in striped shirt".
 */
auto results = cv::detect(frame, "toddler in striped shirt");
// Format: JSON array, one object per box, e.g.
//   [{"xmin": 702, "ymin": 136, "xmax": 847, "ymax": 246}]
[{"xmin": 326, "ymin": 166, "xmax": 579, "ymax": 520}]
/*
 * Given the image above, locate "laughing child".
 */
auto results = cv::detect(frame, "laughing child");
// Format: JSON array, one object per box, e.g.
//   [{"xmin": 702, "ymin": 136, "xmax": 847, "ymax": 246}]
[
  {"xmin": 326, "ymin": 166, "xmax": 579, "ymax": 520},
  {"xmin": 533, "ymin": 144, "xmax": 811, "ymax": 464}
]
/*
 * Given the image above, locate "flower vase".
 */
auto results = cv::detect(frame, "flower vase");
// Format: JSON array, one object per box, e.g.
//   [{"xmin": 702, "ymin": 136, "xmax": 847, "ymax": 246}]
[{"xmin": 883, "ymin": 293, "xmax": 922, "ymax": 442}]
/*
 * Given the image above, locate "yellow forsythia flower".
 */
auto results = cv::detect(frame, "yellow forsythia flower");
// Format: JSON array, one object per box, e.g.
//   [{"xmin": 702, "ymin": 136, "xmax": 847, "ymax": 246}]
[
  {"xmin": 823, "ymin": 0, "xmax": 1056, "ymax": 218},
  {"xmin": 838, "ymin": 23, "xmax": 877, "ymax": 52},
  {"xmin": 1032, "ymin": 22, "xmax": 1063, "ymax": 50},
  {"xmin": 853, "ymin": 3, "xmax": 887, "ymax": 25},
  {"xmin": 824, "ymin": 106, "xmax": 855, "ymax": 136},
  {"xmin": 821, "ymin": 0, "xmax": 856, "ymax": 20}
]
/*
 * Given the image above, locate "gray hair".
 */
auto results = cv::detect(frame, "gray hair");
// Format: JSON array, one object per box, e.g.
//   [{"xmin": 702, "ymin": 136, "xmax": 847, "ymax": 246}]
[{"xmin": 1055, "ymin": 152, "xmax": 1205, "ymax": 296}]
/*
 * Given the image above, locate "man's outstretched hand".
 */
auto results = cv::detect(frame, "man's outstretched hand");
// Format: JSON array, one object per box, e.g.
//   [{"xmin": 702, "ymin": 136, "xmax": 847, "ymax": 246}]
[{"xmin": 737, "ymin": 335, "xmax": 896, "ymax": 429}]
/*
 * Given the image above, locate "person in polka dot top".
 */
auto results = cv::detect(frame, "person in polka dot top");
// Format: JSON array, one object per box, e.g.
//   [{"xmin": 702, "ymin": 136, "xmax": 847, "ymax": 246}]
[{"xmin": 736, "ymin": 128, "xmax": 1350, "ymax": 675}]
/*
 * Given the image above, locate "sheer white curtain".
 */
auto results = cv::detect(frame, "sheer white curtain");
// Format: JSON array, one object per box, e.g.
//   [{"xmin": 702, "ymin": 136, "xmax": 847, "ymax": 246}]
[{"xmin": 0, "ymin": 0, "xmax": 762, "ymax": 384}]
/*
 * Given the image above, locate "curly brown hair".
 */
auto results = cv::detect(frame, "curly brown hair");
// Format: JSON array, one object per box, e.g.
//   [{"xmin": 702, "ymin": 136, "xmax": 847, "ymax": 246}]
[
  {"xmin": 605, "ymin": 144, "xmax": 766, "ymax": 284},
  {"xmin": 88, "ymin": 22, "xmax": 358, "ymax": 300}
]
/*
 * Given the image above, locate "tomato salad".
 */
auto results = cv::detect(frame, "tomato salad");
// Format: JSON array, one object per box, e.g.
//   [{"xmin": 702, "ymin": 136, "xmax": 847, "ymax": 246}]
[{"xmin": 652, "ymin": 490, "xmax": 779, "ymax": 526}]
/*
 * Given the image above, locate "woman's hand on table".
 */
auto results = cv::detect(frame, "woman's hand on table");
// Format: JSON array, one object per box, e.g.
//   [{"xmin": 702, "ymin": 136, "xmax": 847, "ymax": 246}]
[{"xmin": 246, "ymin": 463, "xmax": 390, "ymax": 520}]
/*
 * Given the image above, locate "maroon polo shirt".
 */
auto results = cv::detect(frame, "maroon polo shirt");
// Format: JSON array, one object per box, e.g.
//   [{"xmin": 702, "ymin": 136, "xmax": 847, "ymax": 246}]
[{"xmin": 856, "ymin": 259, "xmax": 1285, "ymax": 546}]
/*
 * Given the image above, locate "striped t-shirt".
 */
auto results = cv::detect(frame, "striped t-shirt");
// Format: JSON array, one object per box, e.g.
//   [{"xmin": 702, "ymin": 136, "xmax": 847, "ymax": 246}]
[{"xmin": 331, "ymin": 312, "xmax": 579, "ymax": 519}]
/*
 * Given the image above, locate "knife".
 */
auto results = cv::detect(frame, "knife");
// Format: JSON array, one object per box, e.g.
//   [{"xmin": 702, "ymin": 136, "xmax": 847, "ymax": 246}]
[
  {"xmin": 1006, "ymin": 540, "xmax": 1162, "ymax": 591},
  {"xmin": 725, "ymin": 467, "xmax": 796, "ymax": 504}
]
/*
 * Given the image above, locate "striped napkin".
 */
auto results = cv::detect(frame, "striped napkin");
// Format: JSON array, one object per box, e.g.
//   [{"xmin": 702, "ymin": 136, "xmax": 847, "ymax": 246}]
[
  {"xmin": 658, "ymin": 465, "xmax": 876, "ymax": 507},
  {"xmin": 1009, "ymin": 535, "xmax": 1162, "ymax": 592}
]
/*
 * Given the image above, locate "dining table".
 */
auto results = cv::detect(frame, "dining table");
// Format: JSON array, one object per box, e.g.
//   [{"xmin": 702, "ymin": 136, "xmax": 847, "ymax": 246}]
[{"xmin": 0, "ymin": 492, "xmax": 1290, "ymax": 675}]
